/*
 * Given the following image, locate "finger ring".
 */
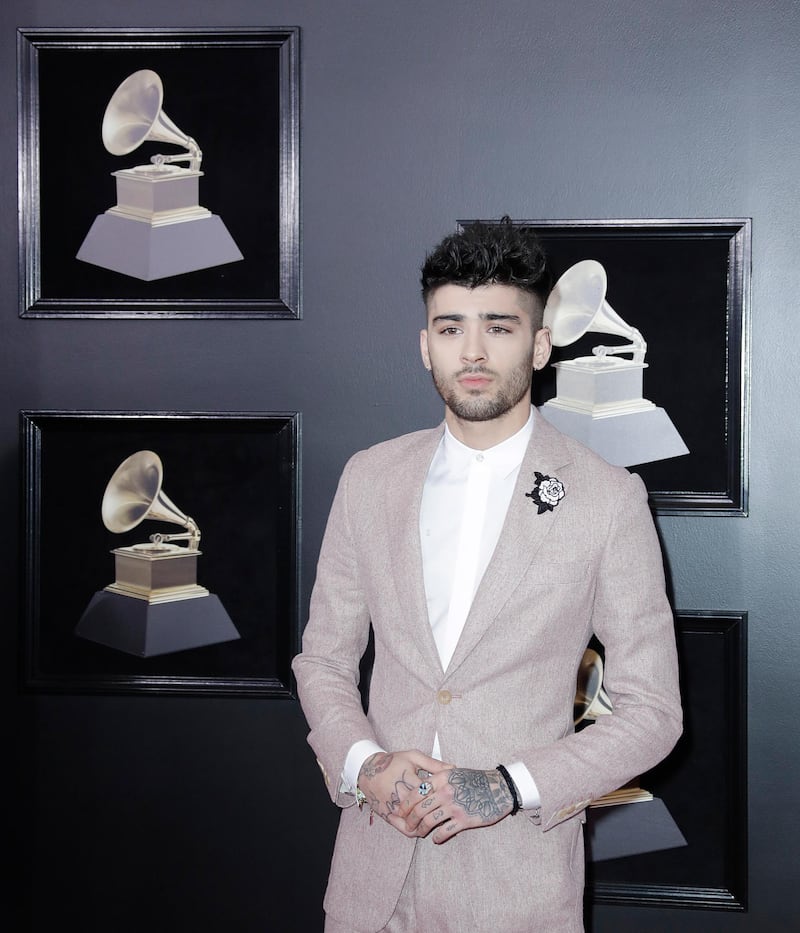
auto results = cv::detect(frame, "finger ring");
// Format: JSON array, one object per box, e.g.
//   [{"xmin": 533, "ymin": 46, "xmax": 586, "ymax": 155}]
[{"xmin": 418, "ymin": 781, "xmax": 432, "ymax": 796}]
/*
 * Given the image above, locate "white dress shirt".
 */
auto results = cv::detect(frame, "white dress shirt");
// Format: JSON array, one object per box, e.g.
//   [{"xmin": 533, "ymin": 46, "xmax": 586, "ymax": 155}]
[{"xmin": 344, "ymin": 409, "xmax": 540, "ymax": 810}]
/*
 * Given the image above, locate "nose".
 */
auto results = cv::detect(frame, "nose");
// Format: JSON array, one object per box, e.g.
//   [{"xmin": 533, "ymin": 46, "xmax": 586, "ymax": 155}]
[{"xmin": 461, "ymin": 330, "xmax": 487, "ymax": 364}]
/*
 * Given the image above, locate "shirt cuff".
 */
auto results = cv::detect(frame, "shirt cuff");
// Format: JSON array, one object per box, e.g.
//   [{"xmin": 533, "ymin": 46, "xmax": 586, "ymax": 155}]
[
  {"xmin": 341, "ymin": 739, "xmax": 386, "ymax": 794},
  {"xmin": 505, "ymin": 761, "xmax": 541, "ymax": 810}
]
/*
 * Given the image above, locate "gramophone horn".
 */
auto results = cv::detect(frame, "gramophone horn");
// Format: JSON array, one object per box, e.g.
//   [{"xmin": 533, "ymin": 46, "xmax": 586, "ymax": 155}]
[
  {"xmin": 101, "ymin": 69, "xmax": 201, "ymax": 170},
  {"xmin": 544, "ymin": 259, "xmax": 646, "ymax": 362},
  {"xmin": 101, "ymin": 450, "xmax": 199, "ymax": 548},
  {"xmin": 574, "ymin": 648, "xmax": 613, "ymax": 724}
]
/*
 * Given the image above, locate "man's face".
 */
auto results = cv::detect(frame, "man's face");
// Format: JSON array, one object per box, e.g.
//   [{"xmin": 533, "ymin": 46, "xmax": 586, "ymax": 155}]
[{"xmin": 420, "ymin": 283, "xmax": 551, "ymax": 423}]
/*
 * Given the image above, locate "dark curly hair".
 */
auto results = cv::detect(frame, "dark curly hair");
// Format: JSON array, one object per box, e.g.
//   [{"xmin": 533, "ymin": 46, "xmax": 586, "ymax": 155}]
[{"xmin": 420, "ymin": 217, "xmax": 552, "ymax": 326}]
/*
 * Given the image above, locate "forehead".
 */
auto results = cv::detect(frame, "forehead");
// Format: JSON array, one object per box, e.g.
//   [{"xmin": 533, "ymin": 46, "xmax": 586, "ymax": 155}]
[{"xmin": 426, "ymin": 283, "xmax": 539, "ymax": 321}]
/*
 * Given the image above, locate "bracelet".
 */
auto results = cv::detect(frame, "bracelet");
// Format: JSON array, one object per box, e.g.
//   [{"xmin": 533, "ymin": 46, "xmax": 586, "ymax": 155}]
[
  {"xmin": 355, "ymin": 786, "xmax": 375, "ymax": 825},
  {"xmin": 496, "ymin": 764, "xmax": 521, "ymax": 815}
]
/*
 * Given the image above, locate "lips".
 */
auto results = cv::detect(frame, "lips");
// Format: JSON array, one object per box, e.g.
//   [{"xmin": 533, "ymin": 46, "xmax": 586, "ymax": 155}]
[{"xmin": 458, "ymin": 370, "xmax": 493, "ymax": 389}]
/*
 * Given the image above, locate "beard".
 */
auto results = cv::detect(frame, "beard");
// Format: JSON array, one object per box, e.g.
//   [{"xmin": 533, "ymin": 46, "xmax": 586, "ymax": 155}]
[{"xmin": 430, "ymin": 351, "xmax": 535, "ymax": 422}]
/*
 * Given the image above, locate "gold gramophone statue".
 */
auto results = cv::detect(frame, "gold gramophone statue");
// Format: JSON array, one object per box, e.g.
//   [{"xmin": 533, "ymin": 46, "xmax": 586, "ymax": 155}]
[
  {"xmin": 75, "ymin": 450, "xmax": 240, "ymax": 657},
  {"xmin": 76, "ymin": 69, "xmax": 242, "ymax": 280},
  {"xmin": 574, "ymin": 647, "xmax": 688, "ymax": 861}
]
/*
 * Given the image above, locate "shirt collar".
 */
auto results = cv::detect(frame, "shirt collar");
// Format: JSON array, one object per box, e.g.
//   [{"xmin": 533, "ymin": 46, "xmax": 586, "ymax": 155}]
[{"xmin": 442, "ymin": 407, "xmax": 533, "ymax": 479}]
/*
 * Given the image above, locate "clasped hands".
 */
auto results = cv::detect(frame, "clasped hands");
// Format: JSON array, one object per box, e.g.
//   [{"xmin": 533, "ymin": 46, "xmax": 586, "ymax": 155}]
[{"xmin": 357, "ymin": 749, "xmax": 514, "ymax": 844}]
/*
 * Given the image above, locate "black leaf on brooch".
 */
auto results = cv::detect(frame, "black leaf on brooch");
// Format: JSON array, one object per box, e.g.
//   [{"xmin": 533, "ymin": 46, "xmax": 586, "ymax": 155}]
[{"xmin": 525, "ymin": 472, "xmax": 565, "ymax": 514}]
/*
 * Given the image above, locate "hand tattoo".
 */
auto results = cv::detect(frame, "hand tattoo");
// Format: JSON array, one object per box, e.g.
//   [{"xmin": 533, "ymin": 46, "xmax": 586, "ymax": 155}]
[
  {"xmin": 359, "ymin": 752, "xmax": 415, "ymax": 821},
  {"xmin": 447, "ymin": 768, "xmax": 512, "ymax": 823},
  {"xmin": 359, "ymin": 752, "xmax": 394, "ymax": 779}
]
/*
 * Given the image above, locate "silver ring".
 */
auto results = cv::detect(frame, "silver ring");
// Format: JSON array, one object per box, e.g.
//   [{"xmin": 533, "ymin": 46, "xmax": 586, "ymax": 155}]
[{"xmin": 418, "ymin": 781, "xmax": 432, "ymax": 796}]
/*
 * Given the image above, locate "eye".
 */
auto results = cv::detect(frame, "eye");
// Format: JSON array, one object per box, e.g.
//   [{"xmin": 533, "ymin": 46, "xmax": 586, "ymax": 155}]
[
  {"xmin": 487, "ymin": 325, "xmax": 511, "ymax": 334},
  {"xmin": 438, "ymin": 326, "xmax": 462, "ymax": 335}
]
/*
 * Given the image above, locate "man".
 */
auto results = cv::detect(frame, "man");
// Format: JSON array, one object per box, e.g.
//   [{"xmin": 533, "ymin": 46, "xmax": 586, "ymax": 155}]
[{"xmin": 292, "ymin": 219, "xmax": 682, "ymax": 932}]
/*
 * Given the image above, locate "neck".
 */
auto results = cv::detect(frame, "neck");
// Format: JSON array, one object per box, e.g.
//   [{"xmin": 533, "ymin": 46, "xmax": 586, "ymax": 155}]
[{"xmin": 444, "ymin": 401, "xmax": 531, "ymax": 450}]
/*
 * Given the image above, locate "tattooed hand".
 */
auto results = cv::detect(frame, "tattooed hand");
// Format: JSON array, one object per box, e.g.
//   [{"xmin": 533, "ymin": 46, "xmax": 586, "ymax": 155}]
[
  {"xmin": 398, "ymin": 766, "xmax": 514, "ymax": 843},
  {"xmin": 357, "ymin": 750, "xmax": 446, "ymax": 832}
]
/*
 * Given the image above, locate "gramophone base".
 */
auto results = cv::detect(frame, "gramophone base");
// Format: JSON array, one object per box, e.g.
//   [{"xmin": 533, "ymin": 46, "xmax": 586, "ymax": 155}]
[
  {"xmin": 76, "ymin": 211, "xmax": 243, "ymax": 281},
  {"xmin": 541, "ymin": 402, "xmax": 689, "ymax": 467},
  {"xmin": 75, "ymin": 590, "xmax": 240, "ymax": 657},
  {"xmin": 550, "ymin": 357, "xmax": 647, "ymax": 406},
  {"xmin": 587, "ymin": 796, "xmax": 687, "ymax": 862}
]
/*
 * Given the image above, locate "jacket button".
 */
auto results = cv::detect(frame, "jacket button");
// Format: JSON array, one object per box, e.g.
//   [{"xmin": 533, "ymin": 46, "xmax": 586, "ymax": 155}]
[{"xmin": 437, "ymin": 689, "xmax": 452, "ymax": 705}]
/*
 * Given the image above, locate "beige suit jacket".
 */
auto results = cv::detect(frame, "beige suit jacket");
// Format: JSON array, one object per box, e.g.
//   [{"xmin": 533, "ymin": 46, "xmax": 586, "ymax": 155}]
[{"xmin": 293, "ymin": 411, "xmax": 682, "ymax": 932}]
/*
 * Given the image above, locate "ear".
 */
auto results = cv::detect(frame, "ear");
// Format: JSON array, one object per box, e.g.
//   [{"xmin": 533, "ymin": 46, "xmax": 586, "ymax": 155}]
[
  {"xmin": 532, "ymin": 326, "xmax": 552, "ymax": 371},
  {"xmin": 420, "ymin": 329, "xmax": 431, "ymax": 370}
]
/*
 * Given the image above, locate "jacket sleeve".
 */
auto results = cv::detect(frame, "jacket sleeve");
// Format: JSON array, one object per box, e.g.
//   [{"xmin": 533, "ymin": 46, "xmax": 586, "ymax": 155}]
[
  {"xmin": 292, "ymin": 453, "xmax": 379, "ymax": 806},
  {"xmin": 521, "ymin": 471, "xmax": 683, "ymax": 830}
]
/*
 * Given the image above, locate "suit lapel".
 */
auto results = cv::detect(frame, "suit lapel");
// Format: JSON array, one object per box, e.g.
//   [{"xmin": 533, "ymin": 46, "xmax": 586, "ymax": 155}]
[
  {"xmin": 444, "ymin": 412, "xmax": 576, "ymax": 677},
  {"xmin": 384, "ymin": 426, "xmax": 446, "ymax": 675}
]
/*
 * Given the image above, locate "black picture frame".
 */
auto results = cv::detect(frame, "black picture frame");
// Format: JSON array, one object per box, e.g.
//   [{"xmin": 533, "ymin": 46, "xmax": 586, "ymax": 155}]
[
  {"xmin": 20, "ymin": 411, "xmax": 301, "ymax": 696},
  {"xmin": 18, "ymin": 28, "xmax": 300, "ymax": 318},
  {"xmin": 587, "ymin": 611, "xmax": 748, "ymax": 911},
  {"xmin": 464, "ymin": 219, "xmax": 751, "ymax": 515}
]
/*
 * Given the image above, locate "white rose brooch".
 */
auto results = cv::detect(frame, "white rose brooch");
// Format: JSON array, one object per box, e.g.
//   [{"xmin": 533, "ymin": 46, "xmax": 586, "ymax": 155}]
[{"xmin": 525, "ymin": 472, "xmax": 565, "ymax": 514}]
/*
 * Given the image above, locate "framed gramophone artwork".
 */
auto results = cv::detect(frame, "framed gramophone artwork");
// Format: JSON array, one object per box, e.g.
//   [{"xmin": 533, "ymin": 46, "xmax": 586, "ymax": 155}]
[
  {"xmin": 20, "ymin": 411, "xmax": 301, "ymax": 696},
  {"xmin": 465, "ymin": 218, "xmax": 751, "ymax": 516},
  {"xmin": 17, "ymin": 28, "xmax": 300, "ymax": 318},
  {"xmin": 587, "ymin": 611, "xmax": 748, "ymax": 911}
]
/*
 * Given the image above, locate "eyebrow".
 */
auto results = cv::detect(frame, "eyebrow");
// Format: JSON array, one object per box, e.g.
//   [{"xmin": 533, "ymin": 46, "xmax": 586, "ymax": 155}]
[{"xmin": 431, "ymin": 312, "xmax": 523, "ymax": 324}]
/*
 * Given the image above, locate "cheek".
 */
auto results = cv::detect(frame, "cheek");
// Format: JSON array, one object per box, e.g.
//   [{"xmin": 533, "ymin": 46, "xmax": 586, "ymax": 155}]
[
  {"xmin": 427, "ymin": 343, "xmax": 455, "ymax": 372},
  {"xmin": 498, "ymin": 345, "xmax": 534, "ymax": 373}
]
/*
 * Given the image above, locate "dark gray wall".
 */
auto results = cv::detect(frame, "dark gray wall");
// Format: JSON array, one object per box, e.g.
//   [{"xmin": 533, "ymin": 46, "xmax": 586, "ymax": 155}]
[{"xmin": 5, "ymin": 1, "xmax": 798, "ymax": 931}]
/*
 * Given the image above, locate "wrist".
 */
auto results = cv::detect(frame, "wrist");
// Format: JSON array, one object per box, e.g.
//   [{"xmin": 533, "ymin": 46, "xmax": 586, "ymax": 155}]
[
  {"xmin": 358, "ymin": 751, "xmax": 386, "ymax": 785},
  {"xmin": 345, "ymin": 740, "xmax": 385, "ymax": 793},
  {"xmin": 496, "ymin": 763, "xmax": 521, "ymax": 815},
  {"xmin": 357, "ymin": 750, "xmax": 395, "ymax": 800}
]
